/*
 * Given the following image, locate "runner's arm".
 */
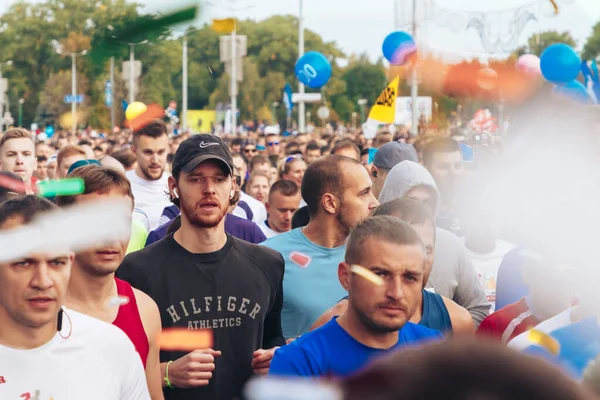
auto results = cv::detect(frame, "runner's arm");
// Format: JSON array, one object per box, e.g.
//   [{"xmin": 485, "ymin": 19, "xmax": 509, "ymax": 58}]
[
  {"xmin": 441, "ymin": 295, "xmax": 475, "ymax": 335},
  {"xmin": 134, "ymin": 288, "xmax": 165, "ymax": 400},
  {"xmin": 453, "ymin": 246, "xmax": 491, "ymax": 327}
]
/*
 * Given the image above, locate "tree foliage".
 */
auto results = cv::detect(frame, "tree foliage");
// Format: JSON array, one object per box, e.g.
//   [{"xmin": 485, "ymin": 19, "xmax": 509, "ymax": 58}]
[
  {"xmin": 513, "ymin": 31, "xmax": 577, "ymax": 57},
  {"xmin": 3, "ymin": 0, "xmax": 597, "ymax": 130}
]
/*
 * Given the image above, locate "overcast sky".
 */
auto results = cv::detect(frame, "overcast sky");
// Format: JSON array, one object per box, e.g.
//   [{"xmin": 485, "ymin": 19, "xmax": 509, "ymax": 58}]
[
  {"xmin": 143, "ymin": 0, "xmax": 600, "ymax": 62},
  {"xmin": 2, "ymin": 0, "xmax": 600, "ymax": 61}
]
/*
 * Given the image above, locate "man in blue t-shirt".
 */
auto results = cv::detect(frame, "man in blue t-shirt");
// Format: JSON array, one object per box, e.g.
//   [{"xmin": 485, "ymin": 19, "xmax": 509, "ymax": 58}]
[
  {"xmin": 263, "ymin": 155, "xmax": 379, "ymax": 339},
  {"xmin": 269, "ymin": 216, "xmax": 442, "ymax": 378}
]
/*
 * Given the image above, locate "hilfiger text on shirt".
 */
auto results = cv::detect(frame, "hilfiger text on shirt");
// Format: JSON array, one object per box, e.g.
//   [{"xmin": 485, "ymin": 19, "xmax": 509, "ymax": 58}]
[{"xmin": 165, "ymin": 295, "xmax": 263, "ymax": 329}]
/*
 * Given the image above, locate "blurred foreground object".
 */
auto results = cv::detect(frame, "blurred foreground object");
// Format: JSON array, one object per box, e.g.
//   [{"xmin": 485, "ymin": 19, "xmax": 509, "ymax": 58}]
[{"xmin": 340, "ymin": 339, "xmax": 594, "ymax": 400}]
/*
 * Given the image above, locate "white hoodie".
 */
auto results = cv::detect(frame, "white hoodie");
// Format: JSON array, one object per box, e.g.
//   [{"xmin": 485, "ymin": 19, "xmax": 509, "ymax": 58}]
[{"xmin": 378, "ymin": 161, "xmax": 491, "ymax": 326}]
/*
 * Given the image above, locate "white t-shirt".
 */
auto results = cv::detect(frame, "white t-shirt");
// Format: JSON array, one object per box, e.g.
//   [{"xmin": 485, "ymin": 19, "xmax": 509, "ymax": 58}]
[
  {"xmin": 240, "ymin": 191, "xmax": 267, "ymax": 223},
  {"xmin": 0, "ymin": 308, "xmax": 150, "ymax": 400},
  {"xmin": 463, "ymin": 239, "xmax": 516, "ymax": 312},
  {"xmin": 258, "ymin": 219, "xmax": 280, "ymax": 239},
  {"xmin": 126, "ymin": 169, "xmax": 171, "ymax": 231}
]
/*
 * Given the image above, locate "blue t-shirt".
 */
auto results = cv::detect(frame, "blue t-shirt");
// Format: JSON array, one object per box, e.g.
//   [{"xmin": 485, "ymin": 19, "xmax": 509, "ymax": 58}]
[
  {"xmin": 523, "ymin": 317, "xmax": 600, "ymax": 380},
  {"xmin": 262, "ymin": 228, "xmax": 347, "ymax": 339},
  {"xmin": 269, "ymin": 317, "xmax": 442, "ymax": 377}
]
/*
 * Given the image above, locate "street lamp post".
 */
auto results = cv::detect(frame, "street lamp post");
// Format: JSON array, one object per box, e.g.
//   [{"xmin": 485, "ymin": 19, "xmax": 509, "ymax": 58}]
[
  {"xmin": 18, "ymin": 98, "xmax": 24, "ymax": 127},
  {"xmin": 52, "ymin": 40, "xmax": 86, "ymax": 134},
  {"xmin": 298, "ymin": 0, "xmax": 306, "ymax": 134},
  {"xmin": 358, "ymin": 99, "xmax": 368, "ymax": 124},
  {"xmin": 0, "ymin": 60, "xmax": 13, "ymax": 132},
  {"xmin": 205, "ymin": 1, "xmax": 254, "ymax": 135},
  {"xmin": 410, "ymin": 0, "xmax": 419, "ymax": 136},
  {"xmin": 271, "ymin": 102, "xmax": 279, "ymax": 125},
  {"xmin": 182, "ymin": 33, "xmax": 188, "ymax": 131}
]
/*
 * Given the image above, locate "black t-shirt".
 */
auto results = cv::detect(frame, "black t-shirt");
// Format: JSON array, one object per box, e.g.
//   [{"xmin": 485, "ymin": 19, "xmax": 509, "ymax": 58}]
[{"xmin": 117, "ymin": 233, "xmax": 285, "ymax": 400}]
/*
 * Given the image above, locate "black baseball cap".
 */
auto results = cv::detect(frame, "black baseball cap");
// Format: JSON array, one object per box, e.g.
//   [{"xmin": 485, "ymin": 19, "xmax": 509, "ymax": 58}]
[{"xmin": 172, "ymin": 134, "xmax": 234, "ymax": 176}]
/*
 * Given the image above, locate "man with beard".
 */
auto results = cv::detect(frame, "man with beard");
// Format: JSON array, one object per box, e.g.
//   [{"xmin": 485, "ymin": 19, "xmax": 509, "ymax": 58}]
[
  {"xmin": 126, "ymin": 120, "xmax": 171, "ymax": 230},
  {"xmin": 422, "ymin": 138, "xmax": 466, "ymax": 237},
  {"xmin": 263, "ymin": 155, "xmax": 379, "ymax": 339},
  {"xmin": 117, "ymin": 134, "xmax": 285, "ymax": 400},
  {"xmin": 56, "ymin": 165, "xmax": 163, "ymax": 399},
  {"xmin": 268, "ymin": 216, "xmax": 441, "ymax": 377}
]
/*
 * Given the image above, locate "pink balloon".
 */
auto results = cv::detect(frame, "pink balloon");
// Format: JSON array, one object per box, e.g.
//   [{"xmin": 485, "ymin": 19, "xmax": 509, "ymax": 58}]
[{"xmin": 516, "ymin": 54, "xmax": 541, "ymax": 77}]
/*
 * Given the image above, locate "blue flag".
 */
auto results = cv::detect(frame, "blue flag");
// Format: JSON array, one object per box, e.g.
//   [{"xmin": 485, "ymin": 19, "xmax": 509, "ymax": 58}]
[{"xmin": 283, "ymin": 83, "xmax": 293, "ymax": 111}]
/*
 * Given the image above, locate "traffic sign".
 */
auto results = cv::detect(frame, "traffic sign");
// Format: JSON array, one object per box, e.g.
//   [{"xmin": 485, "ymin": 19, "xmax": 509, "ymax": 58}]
[
  {"xmin": 64, "ymin": 95, "xmax": 84, "ymax": 104},
  {"xmin": 292, "ymin": 93, "xmax": 322, "ymax": 103},
  {"xmin": 105, "ymin": 81, "xmax": 112, "ymax": 107}
]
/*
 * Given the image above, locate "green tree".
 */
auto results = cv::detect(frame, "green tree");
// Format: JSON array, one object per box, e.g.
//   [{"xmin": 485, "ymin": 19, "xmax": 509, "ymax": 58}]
[
  {"xmin": 341, "ymin": 60, "xmax": 387, "ymax": 105},
  {"xmin": 513, "ymin": 31, "xmax": 577, "ymax": 57},
  {"xmin": 582, "ymin": 22, "xmax": 600, "ymax": 60}
]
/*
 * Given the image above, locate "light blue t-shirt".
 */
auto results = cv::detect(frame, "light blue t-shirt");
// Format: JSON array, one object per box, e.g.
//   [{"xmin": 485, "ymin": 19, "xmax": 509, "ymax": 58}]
[{"xmin": 262, "ymin": 228, "xmax": 347, "ymax": 339}]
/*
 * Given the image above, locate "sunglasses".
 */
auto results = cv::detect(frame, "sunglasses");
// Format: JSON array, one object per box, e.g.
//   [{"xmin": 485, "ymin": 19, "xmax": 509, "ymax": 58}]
[
  {"xmin": 267, "ymin": 141, "xmax": 280, "ymax": 146},
  {"xmin": 244, "ymin": 148, "xmax": 257, "ymax": 153},
  {"xmin": 285, "ymin": 154, "xmax": 304, "ymax": 163}
]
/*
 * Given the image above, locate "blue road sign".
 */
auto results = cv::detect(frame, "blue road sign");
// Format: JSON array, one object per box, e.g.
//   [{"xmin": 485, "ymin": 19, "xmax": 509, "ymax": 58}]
[{"xmin": 64, "ymin": 95, "xmax": 84, "ymax": 104}]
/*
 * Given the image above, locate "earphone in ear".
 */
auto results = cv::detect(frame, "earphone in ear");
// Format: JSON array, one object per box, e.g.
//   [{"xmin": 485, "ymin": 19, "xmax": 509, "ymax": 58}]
[
  {"xmin": 173, "ymin": 188, "xmax": 179, "ymax": 199},
  {"xmin": 230, "ymin": 189, "xmax": 235, "ymax": 199}
]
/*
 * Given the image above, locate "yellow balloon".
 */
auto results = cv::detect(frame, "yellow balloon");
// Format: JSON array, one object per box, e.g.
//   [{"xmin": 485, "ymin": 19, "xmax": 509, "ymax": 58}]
[{"xmin": 126, "ymin": 102, "xmax": 147, "ymax": 120}]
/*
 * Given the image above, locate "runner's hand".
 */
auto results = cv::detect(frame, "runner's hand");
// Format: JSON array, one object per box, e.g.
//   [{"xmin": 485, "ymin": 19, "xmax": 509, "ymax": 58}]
[
  {"xmin": 168, "ymin": 349, "xmax": 221, "ymax": 388},
  {"xmin": 252, "ymin": 347, "xmax": 279, "ymax": 375}
]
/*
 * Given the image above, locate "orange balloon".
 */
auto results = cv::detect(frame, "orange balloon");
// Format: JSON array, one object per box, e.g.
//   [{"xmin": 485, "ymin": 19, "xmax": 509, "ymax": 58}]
[{"xmin": 477, "ymin": 68, "xmax": 499, "ymax": 90}]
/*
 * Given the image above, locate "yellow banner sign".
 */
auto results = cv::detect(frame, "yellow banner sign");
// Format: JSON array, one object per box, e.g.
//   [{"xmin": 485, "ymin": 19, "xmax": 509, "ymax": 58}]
[{"xmin": 368, "ymin": 76, "xmax": 399, "ymax": 124}]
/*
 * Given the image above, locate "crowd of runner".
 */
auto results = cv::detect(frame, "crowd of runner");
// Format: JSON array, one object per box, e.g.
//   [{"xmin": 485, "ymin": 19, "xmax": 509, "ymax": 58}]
[{"xmin": 1, "ymin": 97, "xmax": 600, "ymax": 399}]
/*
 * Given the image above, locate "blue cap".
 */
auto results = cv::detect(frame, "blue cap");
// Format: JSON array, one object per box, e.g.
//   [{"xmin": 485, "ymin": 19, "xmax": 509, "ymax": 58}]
[{"xmin": 67, "ymin": 159, "xmax": 101, "ymax": 175}]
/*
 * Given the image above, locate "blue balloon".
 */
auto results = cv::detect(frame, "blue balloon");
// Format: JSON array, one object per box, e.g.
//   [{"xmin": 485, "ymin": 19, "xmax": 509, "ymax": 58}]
[
  {"xmin": 294, "ymin": 51, "xmax": 332, "ymax": 89},
  {"xmin": 540, "ymin": 43, "xmax": 581, "ymax": 84},
  {"xmin": 382, "ymin": 31, "xmax": 417, "ymax": 66},
  {"xmin": 45, "ymin": 126, "xmax": 55, "ymax": 138},
  {"xmin": 553, "ymin": 80, "xmax": 590, "ymax": 103}
]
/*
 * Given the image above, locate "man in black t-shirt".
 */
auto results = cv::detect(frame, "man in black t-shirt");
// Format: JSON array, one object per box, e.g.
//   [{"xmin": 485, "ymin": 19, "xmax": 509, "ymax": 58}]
[{"xmin": 117, "ymin": 134, "xmax": 285, "ymax": 400}]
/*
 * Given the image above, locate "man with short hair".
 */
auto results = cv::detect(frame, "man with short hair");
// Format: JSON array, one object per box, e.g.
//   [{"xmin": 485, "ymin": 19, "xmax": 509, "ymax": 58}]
[
  {"xmin": 56, "ymin": 144, "xmax": 87, "ymax": 178},
  {"xmin": 330, "ymin": 140, "xmax": 360, "ymax": 161},
  {"xmin": 370, "ymin": 141, "xmax": 418, "ymax": 198},
  {"xmin": 0, "ymin": 196, "xmax": 150, "ymax": 399},
  {"xmin": 266, "ymin": 133, "xmax": 281, "ymax": 156},
  {"xmin": 126, "ymin": 120, "xmax": 171, "ymax": 230},
  {"xmin": 378, "ymin": 161, "xmax": 490, "ymax": 326},
  {"xmin": 304, "ymin": 141, "xmax": 322, "ymax": 164},
  {"xmin": 263, "ymin": 155, "xmax": 379, "ymax": 339},
  {"xmin": 269, "ymin": 216, "xmax": 441, "ymax": 377},
  {"xmin": 422, "ymin": 138, "xmax": 466, "ymax": 236},
  {"xmin": 35, "ymin": 155, "xmax": 49, "ymax": 181},
  {"xmin": 117, "ymin": 134, "xmax": 285, "ymax": 400},
  {"xmin": 241, "ymin": 139, "xmax": 258, "ymax": 162},
  {"xmin": 258, "ymin": 180, "xmax": 302, "ymax": 239},
  {"xmin": 56, "ymin": 165, "xmax": 163, "ymax": 399},
  {"xmin": 248, "ymin": 154, "xmax": 270, "ymax": 175},
  {"xmin": 0, "ymin": 128, "xmax": 37, "ymax": 190},
  {"xmin": 311, "ymin": 198, "xmax": 475, "ymax": 336},
  {"xmin": 35, "ymin": 142, "xmax": 54, "ymax": 159}
]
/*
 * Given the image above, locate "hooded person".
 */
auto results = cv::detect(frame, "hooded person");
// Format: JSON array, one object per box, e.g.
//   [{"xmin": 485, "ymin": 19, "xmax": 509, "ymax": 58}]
[{"xmin": 378, "ymin": 161, "xmax": 490, "ymax": 326}]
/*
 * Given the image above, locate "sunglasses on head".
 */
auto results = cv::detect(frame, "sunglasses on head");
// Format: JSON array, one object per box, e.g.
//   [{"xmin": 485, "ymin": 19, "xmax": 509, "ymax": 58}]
[
  {"xmin": 267, "ymin": 141, "xmax": 280, "ymax": 146},
  {"xmin": 285, "ymin": 154, "xmax": 303, "ymax": 163}
]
